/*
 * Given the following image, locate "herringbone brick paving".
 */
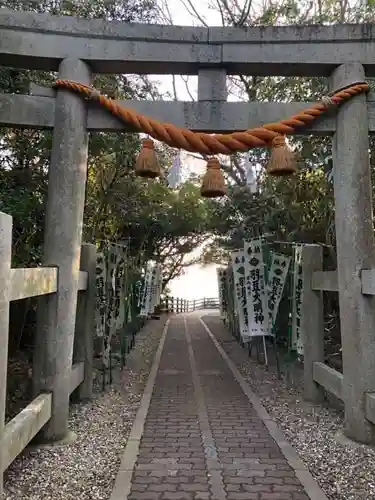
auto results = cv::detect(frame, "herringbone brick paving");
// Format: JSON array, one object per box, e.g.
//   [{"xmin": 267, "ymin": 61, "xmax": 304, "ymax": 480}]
[{"xmin": 126, "ymin": 315, "xmax": 312, "ymax": 500}]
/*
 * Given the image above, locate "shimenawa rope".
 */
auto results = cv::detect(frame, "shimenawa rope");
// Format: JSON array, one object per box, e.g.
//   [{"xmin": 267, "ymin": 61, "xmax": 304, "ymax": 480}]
[{"xmin": 53, "ymin": 80, "xmax": 369, "ymax": 155}]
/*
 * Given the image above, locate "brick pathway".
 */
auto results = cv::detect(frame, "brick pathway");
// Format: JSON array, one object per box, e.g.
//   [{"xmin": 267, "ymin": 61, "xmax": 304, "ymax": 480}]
[{"xmin": 111, "ymin": 314, "xmax": 327, "ymax": 500}]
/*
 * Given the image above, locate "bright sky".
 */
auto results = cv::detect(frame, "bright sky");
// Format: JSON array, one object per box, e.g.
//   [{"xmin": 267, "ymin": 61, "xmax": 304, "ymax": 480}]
[
  {"xmin": 168, "ymin": 263, "xmax": 219, "ymax": 300},
  {"xmin": 152, "ymin": 0, "xmax": 222, "ymax": 301}
]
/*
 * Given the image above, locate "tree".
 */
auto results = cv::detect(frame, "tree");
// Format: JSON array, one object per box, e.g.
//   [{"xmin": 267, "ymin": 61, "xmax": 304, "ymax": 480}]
[
  {"xmin": 0, "ymin": 0, "xmax": 163, "ymax": 356},
  {"xmin": 158, "ymin": 0, "xmax": 375, "ymax": 263},
  {"xmin": 85, "ymin": 154, "xmax": 214, "ymax": 287},
  {"xmin": 158, "ymin": 0, "xmax": 375, "ymax": 361},
  {"xmin": 0, "ymin": 0, "xmax": 220, "ymax": 355}
]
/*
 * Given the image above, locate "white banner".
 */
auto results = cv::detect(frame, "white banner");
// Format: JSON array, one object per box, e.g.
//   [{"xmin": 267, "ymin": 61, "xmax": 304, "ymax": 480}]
[
  {"xmin": 150, "ymin": 263, "xmax": 162, "ymax": 313},
  {"xmin": 103, "ymin": 245, "xmax": 124, "ymax": 368},
  {"xmin": 106, "ymin": 244, "xmax": 119, "ymax": 336},
  {"xmin": 245, "ymin": 154, "xmax": 257, "ymax": 193},
  {"xmin": 167, "ymin": 153, "xmax": 182, "ymax": 188},
  {"xmin": 95, "ymin": 252, "xmax": 107, "ymax": 338},
  {"xmin": 267, "ymin": 252, "xmax": 291, "ymax": 329},
  {"xmin": 155, "ymin": 263, "xmax": 163, "ymax": 309},
  {"xmin": 244, "ymin": 239, "xmax": 269, "ymax": 337},
  {"xmin": 140, "ymin": 262, "xmax": 153, "ymax": 317},
  {"xmin": 149, "ymin": 265, "xmax": 157, "ymax": 314},
  {"xmin": 231, "ymin": 250, "xmax": 249, "ymax": 341},
  {"xmin": 217, "ymin": 267, "xmax": 227, "ymax": 320},
  {"xmin": 115, "ymin": 255, "xmax": 126, "ymax": 331},
  {"xmin": 292, "ymin": 245, "xmax": 304, "ymax": 355}
]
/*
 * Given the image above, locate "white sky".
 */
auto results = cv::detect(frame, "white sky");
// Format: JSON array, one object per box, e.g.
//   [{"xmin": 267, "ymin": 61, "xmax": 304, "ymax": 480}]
[{"xmin": 168, "ymin": 262, "xmax": 219, "ymax": 300}]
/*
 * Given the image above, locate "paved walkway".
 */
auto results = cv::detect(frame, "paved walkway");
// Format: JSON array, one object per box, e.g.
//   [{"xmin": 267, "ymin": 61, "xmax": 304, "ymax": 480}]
[{"xmin": 111, "ymin": 314, "xmax": 327, "ymax": 500}]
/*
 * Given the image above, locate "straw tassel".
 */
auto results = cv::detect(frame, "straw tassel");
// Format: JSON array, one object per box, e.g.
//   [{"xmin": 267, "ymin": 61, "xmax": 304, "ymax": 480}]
[
  {"xmin": 200, "ymin": 158, "xmax": 226, "ymax": 198},
  {"xmin": 135, "ymin": 138, "xmax": 161, "ymax": 178},
  {"xmin": 266, "ymin": 135, "xmax": 297, "ymax": 176}
]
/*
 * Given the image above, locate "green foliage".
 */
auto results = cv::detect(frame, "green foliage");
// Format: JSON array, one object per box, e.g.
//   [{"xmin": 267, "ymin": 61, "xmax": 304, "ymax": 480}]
[
  {"xmin": 201, "ymin": 0, "xmax": 375, "ymax": 265},
  {"xmin": 85, "ymin": 155, "xmax": 214, "ymax": 284},
  {"xmin": 0, "ymin": 0, "xmax": 215, "ymax": 286},
  {"xmin": 1, "ymin": 0, "xmax": 156, "ymax": 22},
  {"xmin": 208, "ymin": 168, "xmax": 334, "ymax": 250},
  {"xmin": 3, "ymin": 0, "xmax": 375, "ymax": 288},
  {"xmin": 0, "ymin": 0, "xmax": 219, "ymax": 357}
]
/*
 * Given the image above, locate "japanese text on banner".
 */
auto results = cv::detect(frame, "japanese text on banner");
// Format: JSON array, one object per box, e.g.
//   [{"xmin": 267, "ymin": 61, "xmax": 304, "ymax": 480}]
[
  {"xmin": 244, "ymin": 239, "xmax": 269, "ymax": 336},
  {"xmin": 231, "ymin": 250, "xmax": 249, "ymax": 341},
  {"xmin": 267, "ymin": 252, "xmax": 291, "ymax": 329}
]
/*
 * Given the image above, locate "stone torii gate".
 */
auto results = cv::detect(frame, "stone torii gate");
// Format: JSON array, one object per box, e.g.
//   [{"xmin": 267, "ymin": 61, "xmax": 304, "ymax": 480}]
[{"xmin": 2, "ymin": 9, "xmax": 375, "ymax": 491}]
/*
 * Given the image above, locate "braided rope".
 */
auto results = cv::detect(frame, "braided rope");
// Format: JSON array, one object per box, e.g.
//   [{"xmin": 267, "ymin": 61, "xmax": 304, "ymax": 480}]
[{"xmin": 53, "ymin": 80, "xmax": 369, "ymax": 155}]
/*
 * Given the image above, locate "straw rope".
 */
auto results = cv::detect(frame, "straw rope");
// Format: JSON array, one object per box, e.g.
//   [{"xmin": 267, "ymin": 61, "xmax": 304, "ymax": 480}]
[{"xmin": 53, "ymin": 80, "xmax": 369, "ymax": 155}]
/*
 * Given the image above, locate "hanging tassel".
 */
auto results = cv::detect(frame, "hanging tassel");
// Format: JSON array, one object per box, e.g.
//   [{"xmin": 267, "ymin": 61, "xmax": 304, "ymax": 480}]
[
  {"xmin": 266, "ymin": 135, "xmax": 297, "ymax": 176},
  {"xmin": 200, "ymin": 158, "xmax": 226, "ymax": 198},
  {"xmin": 135, "ymin": 138, "xmax": 161, "ymax": 178}
]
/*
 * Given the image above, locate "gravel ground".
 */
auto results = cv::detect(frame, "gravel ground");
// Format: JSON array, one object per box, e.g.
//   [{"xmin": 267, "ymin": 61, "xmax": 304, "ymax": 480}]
[
  {"xmin": 4, "ymin": 316, "xmax": 167, "ymax": 500},
  {"xmin": 203, "ymin": 315, "xmax": 375, "ymax": 500}
]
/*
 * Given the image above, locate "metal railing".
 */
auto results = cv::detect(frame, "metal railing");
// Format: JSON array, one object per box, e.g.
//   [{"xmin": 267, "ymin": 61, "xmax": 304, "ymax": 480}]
[{"xmin": 161, "ymin": 296, "xmax": 219, "ymax": 313}]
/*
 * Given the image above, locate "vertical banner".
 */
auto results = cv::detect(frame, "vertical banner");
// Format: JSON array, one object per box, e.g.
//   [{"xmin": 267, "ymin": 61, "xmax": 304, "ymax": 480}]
[
  {"xmin": 167, "ymin": 153, "xmax": 182, "ymax": 188},
  {"xmin": 146, "ymin": 263, "xmax": 155, "ymax": 315},
  {"xmin": 115, "ymin": 252, "xmax": 126, "ymax": 331},
  {"xmin": 102, "ymin": 244, "xmax": 120, "ymax": 368},
  {"xmin": 139, "ymin": 263, "xmax": 147, "ymax": 316},
  {"xmin": 267, "ymin": 252, "xmax": 291, "ymax": 330},
  {"xmin": 231, "ymin": 250, "xmax": 249, "ymax": 341},
  {"xmin": 292, "ymin": 245, "xmax": 304, "ymax": 355},
  {"xmin": 245, "ymin": 154, "xmax": 258, "ymax": 194},
  {"xmin": 149, "ymin": 263, "xmax": 162, "ymax": 313},
  {"xmin": 95, "ymin": 252, "xmax": 107, "ymax": 338},
  {"xmin": 154, "ymin": 263, "xmax": 163, "ymax": 310},
  {"xmin": 225, "ymin": 264, "xmax": 236, "ymax": 331},
  {"xmin": 106, "ymin": 244, "xmax": 119, "ymax": 337},
  {"xmin": 217, "ymin": 267, "xmax": 228, "ymax": 320},
  {"xmin": 148, "ymin": 265, "xmax": 157, "ymax": 314},
  {"xmin": 136, "ymin": 272, "xmax": 143, "ymax": 308},
  {"xmin": 140, "ymin": 262, "xmax": 153, "ymax": 317},
  {"xmin": 127, "ymin": 294, "xmax": 133, "ymax": 323},
  {"xmin": 244, "ymin": 239, "xmax": 269, "ymax": 336}
]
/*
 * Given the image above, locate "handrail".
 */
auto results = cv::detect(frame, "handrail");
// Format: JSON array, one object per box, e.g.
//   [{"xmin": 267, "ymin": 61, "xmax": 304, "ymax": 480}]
[{"xmin": 162, "ymin": 296, "xmax": 220, "ymax": 313}]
